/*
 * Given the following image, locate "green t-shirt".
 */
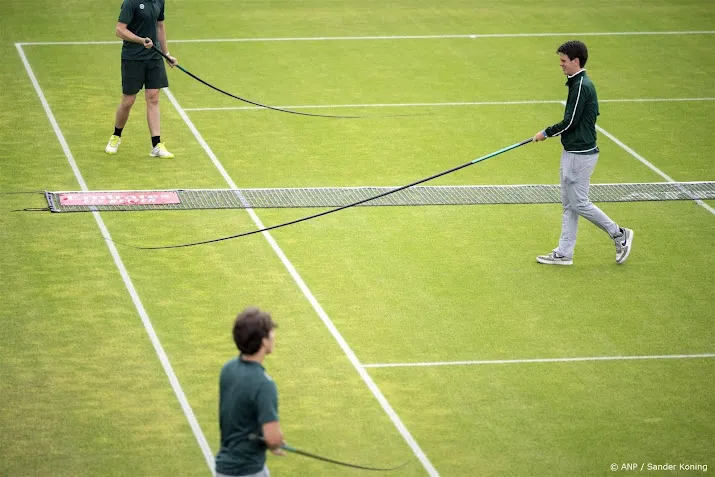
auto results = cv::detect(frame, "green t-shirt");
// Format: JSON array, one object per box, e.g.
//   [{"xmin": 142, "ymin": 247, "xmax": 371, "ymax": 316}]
[
  {"xmin": 215, "ymin": 357, "xmax": 279, "ymax": 476},
  {"xmin": 117, "ymin": 0, "xmax": 165, "ymax": 60}
]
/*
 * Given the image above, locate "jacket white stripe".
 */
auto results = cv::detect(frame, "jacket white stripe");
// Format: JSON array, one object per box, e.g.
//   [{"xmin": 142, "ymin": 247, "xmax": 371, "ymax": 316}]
[
  {"xmin": 551, "ymin": 77, "xmax": 584, "ymax": 137},
  {"xmin": 566, "ymin": 146, "xmax": 599, "ymax": 153}
]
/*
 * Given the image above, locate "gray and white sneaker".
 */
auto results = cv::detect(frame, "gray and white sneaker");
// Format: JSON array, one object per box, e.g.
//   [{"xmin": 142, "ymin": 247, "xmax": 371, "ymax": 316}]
[
  {"xmin": 614, "ymin": 227, "xmax": 634, "ymax": 264},
  {"xmin": 536, "ymin": 251, "xmax": 573, "ymax": 265}
]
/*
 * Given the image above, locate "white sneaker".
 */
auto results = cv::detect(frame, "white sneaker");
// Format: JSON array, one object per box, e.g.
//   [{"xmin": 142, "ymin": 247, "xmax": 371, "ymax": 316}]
[
  {"xmin": 536, "ymin": 251, "xmax": 573, "ymax": 265},
  {"xmin": 105, "ymin": 135, "xmax": 121, "ymax": 154},
  {"xmin": 614, "ymin": 228, "xmax": 634, "ymax": 264},
  {"xmin": 149, "ymin": 142, "xmax": 174, "ymax": 159}
]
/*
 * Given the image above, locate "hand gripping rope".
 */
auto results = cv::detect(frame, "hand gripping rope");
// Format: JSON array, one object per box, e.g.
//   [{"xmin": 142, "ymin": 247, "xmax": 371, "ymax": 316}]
[
  {"xmin": 152, "ymin": 45, "xmax": 421, "ymax": 119},
  {"xmin": 125, "ymin": 138, "xmax": 533, "ymax": 250}
]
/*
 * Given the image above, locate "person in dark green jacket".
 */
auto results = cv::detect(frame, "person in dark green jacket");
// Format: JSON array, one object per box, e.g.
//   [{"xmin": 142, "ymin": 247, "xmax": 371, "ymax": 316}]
[
  {"xmin": 533, "ymin": 40, "xmax": 633, "ymax": 265},
  {"xmin": 215, "ymin": 308, "xmax": 284, "ymax": 477}
]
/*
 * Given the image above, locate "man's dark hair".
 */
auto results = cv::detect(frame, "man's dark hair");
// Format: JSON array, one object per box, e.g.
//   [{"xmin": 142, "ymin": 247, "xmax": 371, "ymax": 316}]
[
  {"xmin": 557, "ymin": 40, "xmax": 588, "ymax": 68},
  {"xmin": 232, "ymin": 307, "xmax": 277, "ymax": 355}
]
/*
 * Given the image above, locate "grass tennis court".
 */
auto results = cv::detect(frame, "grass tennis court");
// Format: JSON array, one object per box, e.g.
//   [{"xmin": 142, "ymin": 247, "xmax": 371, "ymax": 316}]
[{"xmin": 1, "ymin": 1, "xmax": 713, "ymax": 476}]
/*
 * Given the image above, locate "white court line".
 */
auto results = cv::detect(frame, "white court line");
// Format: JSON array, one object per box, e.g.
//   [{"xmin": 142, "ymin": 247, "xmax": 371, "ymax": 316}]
[
  {"xmin": 162, "ymin": 88, "xmax": 440, "ymax": 477},
  {"xmin": 553, "ymin": 101, "xmax": 715, "ymax": 216},
  {"xmin": 363, "ymin": 353, "xmax": 715, "ymax": 368},
  {"xmin": 15, "ymin": 30, "xmax": 715, "ymax": 45},
  {"xmin": 183, "ymin": 97, "xmax": 715, "ymax": 112},
  {"xmin": 15, "ymin": 44, "xmax": 217, "ymax": 475},
  {"xmin": 596, "ymin": 127, "xmax": 715, "ymax": 215}
]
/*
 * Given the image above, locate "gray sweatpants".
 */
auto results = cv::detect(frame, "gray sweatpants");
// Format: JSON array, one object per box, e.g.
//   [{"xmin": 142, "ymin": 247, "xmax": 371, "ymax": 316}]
[{"xmin": 556, "ymin": 151, "xmax": 620, "ymax": 258}]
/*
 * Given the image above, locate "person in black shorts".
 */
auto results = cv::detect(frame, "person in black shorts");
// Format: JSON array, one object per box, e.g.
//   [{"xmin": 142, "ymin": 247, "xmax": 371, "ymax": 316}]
[{"xmin": 105, "ymin": 0, "xmax": 177, "ymax": 158}]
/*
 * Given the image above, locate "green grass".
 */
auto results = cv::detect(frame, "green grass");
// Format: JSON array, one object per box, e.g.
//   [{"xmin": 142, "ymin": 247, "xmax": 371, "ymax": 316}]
[
  {"xmin": 1, "ymin": 1, "xmax": 714, "ymax": 476},
  {"xmin": 371, "ymin": 359, "xmax": 713, "ymax": 476}
]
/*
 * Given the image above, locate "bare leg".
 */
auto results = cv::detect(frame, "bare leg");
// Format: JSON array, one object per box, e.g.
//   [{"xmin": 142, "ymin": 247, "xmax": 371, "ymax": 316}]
[
  {"xmin": 145, "ymin": 89, "xmax": 160, "ymax": 137},
  {"xmin": 114, "ymin": 94, "xmax": 137, "ymax": 128}
]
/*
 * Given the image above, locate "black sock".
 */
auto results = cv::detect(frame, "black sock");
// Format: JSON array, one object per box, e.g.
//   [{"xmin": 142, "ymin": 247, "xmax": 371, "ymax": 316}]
[
  {"xmin": 114, "ymin": 127, "xmax": 123, "ymax": 137},
  {"xmin": 151, "ymin": 136, "xmax": 160, "ymax": 147}
]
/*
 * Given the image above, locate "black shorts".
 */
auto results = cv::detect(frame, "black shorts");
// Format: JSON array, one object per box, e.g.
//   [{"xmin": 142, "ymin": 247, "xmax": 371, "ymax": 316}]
[{"xmin": 121, "ymin": 59, "xmax": 169, "ymax": 95}]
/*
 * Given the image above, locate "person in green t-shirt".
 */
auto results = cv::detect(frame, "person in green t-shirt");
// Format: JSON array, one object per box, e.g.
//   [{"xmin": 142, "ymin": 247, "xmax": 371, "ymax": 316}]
[
  {"xmin": 105, "ymin": 0, "xmax": 178, "ymax": 159},
  {"xmin": 215, "ymin": 308, "xmax": 285, "ymax": 477}
]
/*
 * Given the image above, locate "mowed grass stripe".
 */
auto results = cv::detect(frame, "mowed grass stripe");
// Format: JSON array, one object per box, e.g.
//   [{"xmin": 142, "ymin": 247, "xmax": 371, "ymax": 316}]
[
  {"xmin": 15, "ymin": 29, "xmax": 715, "ymax": 45},
  {"xmin": 16, "ymin": 43, "xmax": 217, "ymax": 470},
  {"xmin": 21, "ymin": 34, "xmax": 714, "ymax": 111}
]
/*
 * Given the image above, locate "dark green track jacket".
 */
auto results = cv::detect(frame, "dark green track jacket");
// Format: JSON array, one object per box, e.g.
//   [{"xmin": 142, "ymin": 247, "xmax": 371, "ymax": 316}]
[{"xmin": 544, "ymin": 70, "xmax": 600, "ymax": 154}]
